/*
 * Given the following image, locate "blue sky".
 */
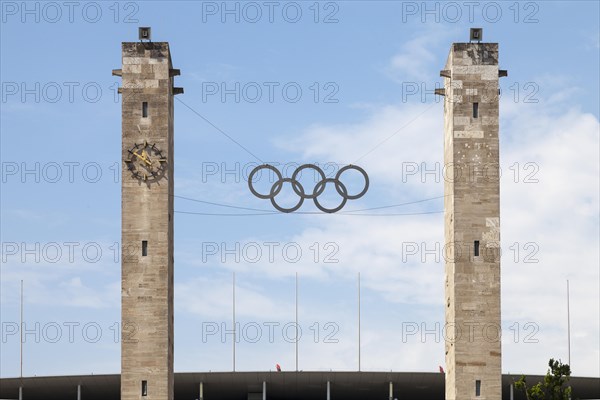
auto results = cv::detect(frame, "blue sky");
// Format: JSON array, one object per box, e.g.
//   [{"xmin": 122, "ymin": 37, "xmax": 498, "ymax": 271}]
[{"xmin": 1, "ymin": 1, "xmax": 599, "ymax": 378}]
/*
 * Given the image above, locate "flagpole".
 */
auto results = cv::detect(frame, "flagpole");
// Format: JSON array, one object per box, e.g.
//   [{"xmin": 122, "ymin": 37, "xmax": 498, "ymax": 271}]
[
  {"xmin": 567, "ymin": 279, "xmax": 571, "ymax": 367},
  {"xmin": 295, "ymin": 272, "xmax": 298, "ymax": 372},
  {"xmin": 20, "ymin": 279, "xmax": 23, "ymax": 379},
  {"xmin": 358, "ymin": 272, "xmax": 361, "ymax": 372},
  {"xmin": 233, "ymin": 272, "xmax": 236, "ymax": 372}
]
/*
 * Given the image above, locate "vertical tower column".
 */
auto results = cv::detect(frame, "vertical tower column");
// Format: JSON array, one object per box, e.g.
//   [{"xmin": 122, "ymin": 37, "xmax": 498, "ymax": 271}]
[
  {"xmin": 114, "ymin": 36, "xmax": 182, "ymax": 400},
  {"xmin": 440, "ymin": 36, "xmax": 505, "ymax": 400}
]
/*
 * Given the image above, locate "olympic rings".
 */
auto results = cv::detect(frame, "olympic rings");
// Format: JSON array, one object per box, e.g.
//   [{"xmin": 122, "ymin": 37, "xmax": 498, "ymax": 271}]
[
  {"xmin": 248, "ymin": 164, "xmax": 282, "ymax": 199},
  {"xmin": 248, "ymin": 164, "xmax": 369, "ymax": 213},
  {"xmin": 271, "ymin": 177, "xmax": 304, "ymax": 213},
  {"xmin": 313, "ymin": 178, "xmax": 347, "ymax": 214}
]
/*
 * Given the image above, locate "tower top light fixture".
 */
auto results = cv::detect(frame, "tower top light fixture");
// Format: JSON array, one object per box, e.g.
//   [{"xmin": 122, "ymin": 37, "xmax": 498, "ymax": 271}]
[
  {"xmin": 139, "ymin": 27, "xmax": 151, "ymax": 42},
  {"xmin": 470, "ymin": 27, "xmax": 483, "ymax": 42}
]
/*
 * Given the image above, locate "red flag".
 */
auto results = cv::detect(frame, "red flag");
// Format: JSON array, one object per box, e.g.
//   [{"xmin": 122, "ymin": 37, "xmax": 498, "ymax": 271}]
[
  {"xmin": 439, "ymin": 365, "xmax": 445, "ymax": 373},
  {"xmin": 276, "ymin": 363, "xmax": 281, "ymax": 372}
]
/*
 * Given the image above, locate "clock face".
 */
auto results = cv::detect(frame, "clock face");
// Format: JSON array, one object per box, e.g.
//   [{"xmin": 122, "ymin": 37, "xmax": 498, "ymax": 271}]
[{"xmin": 125, "ymin": 141, "xmax": 168, "ymax": 183}]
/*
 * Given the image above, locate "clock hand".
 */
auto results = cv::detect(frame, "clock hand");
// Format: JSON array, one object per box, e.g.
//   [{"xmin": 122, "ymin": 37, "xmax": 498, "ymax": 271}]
[
  {"xmin": 143, "ymin": 149, "xmax": 156, "ymax": 164},
  {"xmin": 133, "ymin": 150, "xmax": 153, "ymax": 166}
]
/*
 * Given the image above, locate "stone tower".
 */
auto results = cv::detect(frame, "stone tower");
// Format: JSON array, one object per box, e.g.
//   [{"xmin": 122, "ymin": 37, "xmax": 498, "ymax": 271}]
[
  {"xmin": 113, "ymin": 31, "xmax": 182, "ymax": 400},
  {"xmin": 438, "ymin": 31, "xmax": 506, "ymax": 400}
]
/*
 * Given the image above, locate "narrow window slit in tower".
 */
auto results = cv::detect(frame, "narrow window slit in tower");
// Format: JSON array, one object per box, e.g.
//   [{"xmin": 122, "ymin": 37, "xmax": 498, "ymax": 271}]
[
  {"xmin": 141, "ymin": 380, "xmax": 148, "ymax": 396},
  {"xmin": 142, "ymin": 240, "xmax": 148, "ymax": 256},
  {"xmin": 473, "ymin": 102, "xmax": 479, "ymax": 118},
  {"xmin": 474, "ymin": 240, "xmax": 480, "ymax": 257},
  {"xmin": 475, "ymin": 380, "xmax": 481, "ymax": 396},
  {"xmin": 142, "ymin": 102, "xmax": 148, "ymax": 118}
]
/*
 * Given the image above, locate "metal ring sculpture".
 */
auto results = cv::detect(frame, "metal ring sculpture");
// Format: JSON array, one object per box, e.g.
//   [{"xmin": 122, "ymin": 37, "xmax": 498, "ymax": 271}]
[{"xmin": 248, "ymin": 164, "xmax": 369, "ymax": 213}]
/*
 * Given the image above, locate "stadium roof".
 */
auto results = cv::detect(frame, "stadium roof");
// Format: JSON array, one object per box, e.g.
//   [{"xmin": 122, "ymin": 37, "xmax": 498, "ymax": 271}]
[{"xmin": 1, "ymin": 372, "xmax": 599, "ymax": 400}]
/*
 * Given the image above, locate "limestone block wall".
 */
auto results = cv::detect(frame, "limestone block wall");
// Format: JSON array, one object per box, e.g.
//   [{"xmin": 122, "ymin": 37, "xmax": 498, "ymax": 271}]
[
  {"xmin": 443, "ymin": 42, "xmax": 502, "ymax": 400},
  {"xmin": 119, "ymin": 42, "xmax": 175, "ymax": 400}
]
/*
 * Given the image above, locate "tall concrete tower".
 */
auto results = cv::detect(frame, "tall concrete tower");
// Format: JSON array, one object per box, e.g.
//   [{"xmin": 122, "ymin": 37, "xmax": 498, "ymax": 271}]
[
  {"xmin": 438, "ymin": 30, "xmax": 506, "ymax": 400},
  {"xmin": 113, "ymin": 29, "xmax": 182, "ymax": 400}
]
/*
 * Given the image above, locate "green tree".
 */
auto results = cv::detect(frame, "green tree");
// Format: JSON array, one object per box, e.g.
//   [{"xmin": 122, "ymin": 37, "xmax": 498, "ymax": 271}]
[{"xmin": 514, "ymin": 358, "xmax": 572, "ymax": 400}]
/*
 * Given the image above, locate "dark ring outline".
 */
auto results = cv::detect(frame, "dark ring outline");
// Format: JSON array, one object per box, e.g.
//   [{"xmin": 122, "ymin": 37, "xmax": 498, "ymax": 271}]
[
  {"xmin": 312, "ymin": 178, "xmax": 348, "ymax": 214},
  {"xmin": 248, "ymin": 164, "xmax": 283, "ymax": 200},
  {"xmin": 270, "ymin": 178, "xmax": 305, "ymax": 213},
  {"xmin": 335, "ymin": 164, "xmax": 369, "ymax": 200},
  {"xmin": 291, "ymin": 164, "xmax": 326, "ymax": 199}
]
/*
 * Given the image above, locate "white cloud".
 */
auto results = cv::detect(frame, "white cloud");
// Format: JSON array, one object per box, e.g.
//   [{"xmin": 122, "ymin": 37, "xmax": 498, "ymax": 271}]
[
  {"xmin": 272, "ymin": 78, "xmax": 600, "ymax": 376},
  {"xmin": 385, "ymin": 26, "xmax": 457, "ymax": 82},
  {"xmin": 176, "ymin": 275, "xmax": 292, "ymax": 320},
  {"xmin": 275, "ymin": 101, "xmax": 445, "ymax": 197},
  {"xmin": 0, "ymin": 240, "xmax": 121, "ymax": 310}
]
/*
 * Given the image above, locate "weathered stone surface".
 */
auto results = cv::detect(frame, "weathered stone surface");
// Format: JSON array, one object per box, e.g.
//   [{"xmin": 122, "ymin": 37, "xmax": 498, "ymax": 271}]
[
  {"xmin": 118, "ymin": 41, "xmax": 177, "ymax": 400},
  {"xmin": 442, "ymin": 42, "xmax": 502, "ymax": 400}
]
